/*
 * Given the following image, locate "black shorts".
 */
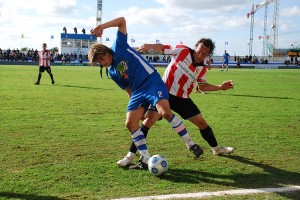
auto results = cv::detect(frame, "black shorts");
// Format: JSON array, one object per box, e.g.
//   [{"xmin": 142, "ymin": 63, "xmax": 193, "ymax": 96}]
[
  {"xmin": 39, "ymin": 66, "xmax": 51, "ymax": 73},
  {"xmin": 169, "ymin": 93, "xmax": 201, "ymax": 120}
]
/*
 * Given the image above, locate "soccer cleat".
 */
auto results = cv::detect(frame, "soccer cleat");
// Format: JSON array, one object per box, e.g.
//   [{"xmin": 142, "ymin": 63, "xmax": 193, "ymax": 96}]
[
  {"xmin": 52, "ymin": 81, "xmax": 55, "ymax": 85},
  {"xmin": 212, "ymin": 146, "xmax": 234, "ymax": 155},
  {"xmin": 129, "ymin": 161, "xmax": 148, "ymax": 170},
  {"xmin": 34, "ymin": 82, "xmax": 40, "ymax": 85},
  {"xmin": 189, "ymin": 144, "xmax": 204, "ymax": 158},
  {"xmin": 117, "ymin": 156, "xmax": 134, "ymax": 167},
  {"xmin": 195, "ymin": 90, "xmax": 200, "ymax": 93}
]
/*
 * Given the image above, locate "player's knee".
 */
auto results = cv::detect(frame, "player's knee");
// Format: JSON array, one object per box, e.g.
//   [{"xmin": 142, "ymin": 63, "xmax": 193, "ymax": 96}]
[
  {"xmin": 198, "ymin": 118, "xmax": 208, "ymax": 129},
  {"xmin": 161, "ymin": 111, "xmax": 173, "ymax": 121},
  {"xmin": 125, "ymin": 120, "xmax": 137, "ymax": 132}
]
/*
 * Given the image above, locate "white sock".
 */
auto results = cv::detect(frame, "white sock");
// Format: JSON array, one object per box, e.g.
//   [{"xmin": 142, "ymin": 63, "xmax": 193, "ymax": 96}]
[
  {"xmin": 169, "ymin": 114, "xmax": 195, "ymax": 148},
  {"xmin": 126, "ymin": 152, "xmax": 135, "ymax": 159}
]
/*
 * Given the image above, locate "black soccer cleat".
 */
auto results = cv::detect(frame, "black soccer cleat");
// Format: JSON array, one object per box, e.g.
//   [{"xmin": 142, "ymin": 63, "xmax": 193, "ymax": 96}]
[
  {"xmin": 189, "ymin": 144, "xmax": 204, "ymax": 158},
  {"xmin": 129, "ymin": 161, "xmax": 148, "ymax": 170},
  {"xmin": 34, "ymin": 82, "xmax": 40, "ymax": 85}
]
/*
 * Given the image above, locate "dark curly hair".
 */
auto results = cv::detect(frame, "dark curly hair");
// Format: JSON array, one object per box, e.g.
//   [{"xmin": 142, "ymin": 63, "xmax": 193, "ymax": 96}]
[{"xmin": 194, "ymin": 38, "xmax": 215, "ymax": 55}]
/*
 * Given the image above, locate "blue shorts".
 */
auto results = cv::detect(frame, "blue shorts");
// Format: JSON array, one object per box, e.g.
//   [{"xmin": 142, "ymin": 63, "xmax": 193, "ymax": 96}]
[{"xmin": 127, "ymin": 72, "xmax": 169, "ymax": 112}]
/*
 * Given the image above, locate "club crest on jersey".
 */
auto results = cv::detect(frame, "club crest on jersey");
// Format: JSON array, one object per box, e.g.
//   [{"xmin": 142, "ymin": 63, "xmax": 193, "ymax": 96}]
[{"xmin": 116, "ymin": 61, "xmax": 129, "ymax": 79}]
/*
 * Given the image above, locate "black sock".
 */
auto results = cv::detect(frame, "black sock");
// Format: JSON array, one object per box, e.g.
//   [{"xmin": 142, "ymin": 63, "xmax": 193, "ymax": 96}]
[
  {"xmin": 106, "ymin": 68, "xmax": 109, "ymax": 77},
  {"xmin": 37, "ymin": 74, "xmax": 42, "ymax": 83},
  {"xmin": 140, "ymin": 124, "xmax": 150, "ymax": 136},
  {"xmin": 129, "ymin": 124, "xmax": 150, "ymax": 153},
  {"xmin": 50, "ymin": 74, "xmax": 54, "ymax": 82},
  {"xmin": 200, "ymin": 126, "xmax": 218, "ymax": 147}
]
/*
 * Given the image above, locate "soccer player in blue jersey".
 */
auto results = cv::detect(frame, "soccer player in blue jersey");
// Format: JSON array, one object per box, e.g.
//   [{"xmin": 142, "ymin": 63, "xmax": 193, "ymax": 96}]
[
  {"xmin": 222, "ymin": 50, "xmax": 230, "ymax": 71},
  {"xmin": 88, "ymin": 17, "xmax": 202, "ymax": 170}
]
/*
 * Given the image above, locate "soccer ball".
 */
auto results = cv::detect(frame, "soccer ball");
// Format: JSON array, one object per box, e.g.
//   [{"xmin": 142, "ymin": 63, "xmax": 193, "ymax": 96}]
[{"xmin": 148, "ymin": 154, "xmax": 168, "ymax": 176}]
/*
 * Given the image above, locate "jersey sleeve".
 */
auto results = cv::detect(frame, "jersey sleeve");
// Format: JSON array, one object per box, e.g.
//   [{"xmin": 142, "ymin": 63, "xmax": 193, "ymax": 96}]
[
  {"xmin": 115, "ymin": 30, "xmax": 129, "ymax": 49},
  {"xmin": 163, "ymin": 45, "xmax": 185, "ymax": 56}
]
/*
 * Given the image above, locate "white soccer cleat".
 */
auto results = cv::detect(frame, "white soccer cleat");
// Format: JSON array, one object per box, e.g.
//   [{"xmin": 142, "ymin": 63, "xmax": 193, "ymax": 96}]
[
  {"xmin": 117, "ymin": 156, "xmax": 134, "ymax": 167},
  {"xmin": 212, "ymin": 146, "xmax": 234, "ymax": 155}
]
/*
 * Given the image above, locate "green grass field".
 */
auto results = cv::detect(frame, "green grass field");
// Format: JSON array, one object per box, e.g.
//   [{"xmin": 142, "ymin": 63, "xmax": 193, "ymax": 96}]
[{"xmin": 0, "ymin": 65, "xmax": 300, "ymax": 200}]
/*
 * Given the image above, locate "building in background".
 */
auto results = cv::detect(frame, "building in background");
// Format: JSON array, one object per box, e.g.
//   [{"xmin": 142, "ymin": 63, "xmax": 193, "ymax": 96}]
[{"xmin": 60, "ymin": 33, "xmax": 97, "ymax": 55}]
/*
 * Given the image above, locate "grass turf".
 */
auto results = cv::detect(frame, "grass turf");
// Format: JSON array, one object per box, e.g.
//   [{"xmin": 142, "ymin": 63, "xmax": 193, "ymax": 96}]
[{"xmin": 0, "ymin": 65, "xmax": 299, "ymax": 199}]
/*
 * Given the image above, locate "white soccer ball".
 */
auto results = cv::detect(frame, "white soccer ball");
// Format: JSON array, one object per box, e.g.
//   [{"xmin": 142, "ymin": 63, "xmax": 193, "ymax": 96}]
[{"xmin": 148, "ymin": 154, "xmax": 168, "ymax": 176}]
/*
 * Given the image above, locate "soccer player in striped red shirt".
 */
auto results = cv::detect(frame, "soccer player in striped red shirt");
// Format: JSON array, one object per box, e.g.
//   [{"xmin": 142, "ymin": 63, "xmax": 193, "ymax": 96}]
[
  {"xmin": 34, "ymin": 43, "xmax": 55, "ymax": 85},
  {"xmin": 117, "ymin": 38, "xmax": 235, "ymax": 167}
]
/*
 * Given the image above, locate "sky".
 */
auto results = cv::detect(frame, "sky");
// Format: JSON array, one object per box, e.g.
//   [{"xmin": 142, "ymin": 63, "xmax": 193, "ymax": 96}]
[{"xmin": 0, "ymin": 0, "xmax": 299, "ymax": 56}]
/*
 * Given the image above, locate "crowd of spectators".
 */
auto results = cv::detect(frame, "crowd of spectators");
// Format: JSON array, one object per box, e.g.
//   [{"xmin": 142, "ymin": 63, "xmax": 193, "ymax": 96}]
[
  {"xmin": 145, "ymin": 55, "xmax": 171, "ymax": 63},
  {"xmin": 1, "ymin": 47, "xmax": 298, "ymax": 66},
  {"xmin": 284, "ymin": 56, "xmax": 299, "ymax": 66},
  {"xmin": 234, "ymin": 55, "xmax": 268, "ymax": 64},
  {"xmin": 0, "ymin": 47, "xmax": 89, "ymax": 63},
  {"xmin": 0, "ymin": 48, "xmax": 39, "ymax": 62}
]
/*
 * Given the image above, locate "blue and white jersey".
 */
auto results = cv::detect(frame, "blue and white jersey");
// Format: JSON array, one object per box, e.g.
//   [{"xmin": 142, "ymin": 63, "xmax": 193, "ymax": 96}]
[
  {"xmin": 223, "ymin": 53, "xmax": 230, "ymax": 62},
  {"xmin": 109, "ymin": 30, "xmax": 156, "ymax": 91}
]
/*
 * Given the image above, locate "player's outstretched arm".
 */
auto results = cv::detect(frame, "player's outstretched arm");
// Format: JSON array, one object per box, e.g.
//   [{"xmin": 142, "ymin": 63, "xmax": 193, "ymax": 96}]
[
  {"xmin": 199, "ymin": 80, "xmax": 234, "ymax": 91},
  {"xmin": 138, "ymin": 44, "xmax": 164, "ymax": 53},
  {"xmin": 91, "ymin": 17, "xmax": 127, "ymax": 37}
]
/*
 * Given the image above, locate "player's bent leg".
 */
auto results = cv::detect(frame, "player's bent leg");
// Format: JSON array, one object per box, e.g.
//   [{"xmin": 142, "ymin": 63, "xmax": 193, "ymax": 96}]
[
  {"xmin": 155, "ymin": 99, "xmax": 173, "ymax": 121},
  {"xmin": 189, "ymin": 115, "xmax": 234, "ymax": 155},
  {"xmin": 125, "ymin": 107, "xmax": 144, "ymax": 132},
  {"xmin": 188, "ymin": 114, "xmax": 208, "ymax": 130},
  {"xmin": 126, "ymin": 108, "xmax": 150, "ymax": 169},
  {"xmin": 143, "ymin": 109, "xmax": 160, "ymax": 128},
  {"xmin": 117, "ymin": 124, "xmax": 151, "ymax": 167},
  {"xmin": 156, "ymin": 99, "xmax": 203, "ymax": 157},
  {"xmin": 35, "ymin": 72, "xmax": 42, "ymax": 85}
]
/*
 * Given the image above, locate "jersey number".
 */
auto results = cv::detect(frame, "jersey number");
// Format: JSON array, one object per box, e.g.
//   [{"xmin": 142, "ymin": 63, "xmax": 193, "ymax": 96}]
[{"xmin": 158, "ymin": 91, "xmax": 163, "ymax": 97}]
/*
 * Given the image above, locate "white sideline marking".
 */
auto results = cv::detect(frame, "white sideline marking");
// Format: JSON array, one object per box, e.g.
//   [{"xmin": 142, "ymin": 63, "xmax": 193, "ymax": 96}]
[{"xmin": 112, "ymin": 186, "xmax": 300, "ymax": 200}]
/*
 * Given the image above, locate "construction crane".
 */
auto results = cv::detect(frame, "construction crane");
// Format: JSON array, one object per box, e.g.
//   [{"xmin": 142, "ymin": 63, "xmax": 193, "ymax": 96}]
[
  {"xmin": 96, "ymin": 0, "xmax": 103, "ymax": 43},
  {"xmin": 247, "ymin": 0, "xmax": 279, "ymax": 58},
  {"xmin": 271, "ymin": 0, "xmax": 279, "ymax": 60},
  {"xmin": 259, "ymin": 2, "xmax": 270, "ymax": 57}
]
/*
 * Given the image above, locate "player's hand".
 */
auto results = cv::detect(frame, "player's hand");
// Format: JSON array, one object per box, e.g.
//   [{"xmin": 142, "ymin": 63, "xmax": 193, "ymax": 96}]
[
  {"xmin": 90, "ymin": 25, "xmax": 104, "ymax": 37},
  {"xmin": 221, "ymin": 80, "xmax": 234, "ymax": 90}
]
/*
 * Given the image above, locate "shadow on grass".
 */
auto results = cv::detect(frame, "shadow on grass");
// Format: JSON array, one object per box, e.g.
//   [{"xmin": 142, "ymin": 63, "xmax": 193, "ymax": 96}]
[
  {"xmin": 209, "ymin": 92, "xmax": 300, "ymax": 101},
  {"xmin": 0, "ymin": 192, "xmax": 66, "ymax": 200},
  {"xmin": 163, "ymin": 155, "xmax": 300, "ymax": 199},
  {"xmin": 48, "ymin": 84, "xmax": 110, "ymax": 90}
]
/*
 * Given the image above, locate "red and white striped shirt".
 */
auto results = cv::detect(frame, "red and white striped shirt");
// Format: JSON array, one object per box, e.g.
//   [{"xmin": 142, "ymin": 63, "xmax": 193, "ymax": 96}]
[
  {"xmin": 39, "ymin": 50, "xmax": 51, "ymax": 67},
  {"xmin": 162, "ymin": 45, "xmax": 207, "ymax": 98}
]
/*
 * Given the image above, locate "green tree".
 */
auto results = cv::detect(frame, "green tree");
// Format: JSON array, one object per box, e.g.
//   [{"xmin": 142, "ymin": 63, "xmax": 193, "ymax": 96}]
[{"xmin": 50, "ymin": 47, "xmax": 59, "ymax": 52}]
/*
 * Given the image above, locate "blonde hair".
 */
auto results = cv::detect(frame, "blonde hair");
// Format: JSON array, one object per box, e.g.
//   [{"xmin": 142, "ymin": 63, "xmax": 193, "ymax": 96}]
[{"xmin": 88, "ymin": 43, "xmax": 112, "ymax": 65}]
